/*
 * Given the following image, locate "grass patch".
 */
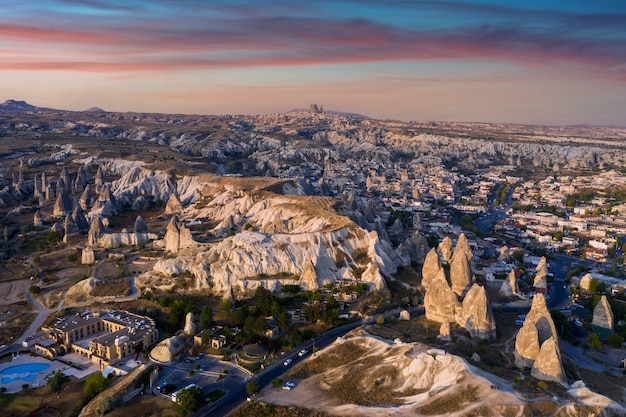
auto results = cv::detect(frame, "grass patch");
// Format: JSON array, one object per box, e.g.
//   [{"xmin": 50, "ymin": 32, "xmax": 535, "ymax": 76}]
[
  {"xmin": 289, "ymin": 340, "xmax": 368, "ymax": 378},
  {"xmin": 415, "ymin": 385, "xmax": 480, "ymax": 415}
]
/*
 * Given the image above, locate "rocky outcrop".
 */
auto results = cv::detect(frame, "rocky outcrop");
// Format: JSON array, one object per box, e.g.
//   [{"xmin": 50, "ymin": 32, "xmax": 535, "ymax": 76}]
[
  {"xmin": 457, "ymin": 284, "xmax": 496, "ymax": 340},
  {"xmin": 163, "ymin": 215, "xmax": 195, "ymax": 252},
  {"xmin": 134, "ymin": 215, "xmax": 148, "ymax": 233},
  {"xmin": 531, "ymin": 337, "xmax": 567, "ymax": 386},
  {"xmin": 299, "ymin": 256, "xmax": 319, "ymax": 290},
  {"xmin": 79, "ymin": 184, "xmax": 95, "ymax": 211},
  {"xmin": 396, "ymin": 231, "xmax": 429, "ymax": 265},
  {"xmin": 424, "ymin": 272, "xmax": 459, "ymax": 323},
  {"xmin": 164, "ymin": 193, "xmax": 183, "ymax": 214},
  {"xmin": 391, "ymin": 218, "xmax": 403, "ymax": 235},
  {"xmin": 533, "ymin": 269, "xmax": 548, "ymax": 292},
  {"xmin": 184, "ymin": 312, "xmax": 196, "ymax": 335},
  {"xmin": 53, "ymin": 188, "xmax": 73, "ymax": 216},
  {"xmin": 64, "ymin": 214, "xmax": 80, "ymax": 242},
  {"xmin": 132, "ymin": 196, "xmax": 149, "ymax": 211},
  {"xmin": 499, "ymin": 269, "xmax": 520, "ymax": 297},
  {"xmin": 591, "ymin": 295, "xmax": 614, "ymax": 332},
  {"xmin": 524, "ymin": 293, "xmax": 557, "ymax": 344},
  {"xmin": 514, "ymin": 293, "xmax": 564, "ymax": 384},
  {"xmin": 412, "ymin": 213, "xmax": 423, "ymax": 230},
  {"xmin": 438, "ymin": 321, "xmax": 451, "ymax": 341},
  {"xmin": 87, "ymin": 216, "xmax": 104, "ymax": 246},
  {"xmin": 71, "ymin": 206, "xmax": 90, "ymax": 232},
  {"xmin": 150, "ymin": 336, "xmax": 186, "ymax": 363},
  {"xmin": 438, "ymin": 237, "xmax": 453, "ymax": 263},
  {"xmin": 33, "ymin": 209, "xmax": 44, "ymax": 227},
  {"xmin": 514, "ymin": 320, "xmax": 541, "ymax": 369},
  {"xmin": 454, "ymin": 233, "xmax": 474, "ymax": 265},
  {"xmin": 421, "ymin": 248, "xmax": 442, "ymax": 291},
  {"xmin": 449, "ymin": 247, "xmax": 473, "ymax": 298},
  {"xmin": 82, "ymin": 247, "xmax": 95, "ymax": 264}
]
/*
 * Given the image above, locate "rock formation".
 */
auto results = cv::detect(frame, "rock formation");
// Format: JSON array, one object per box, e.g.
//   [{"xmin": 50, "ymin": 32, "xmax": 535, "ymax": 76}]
[
  {"xmin": 164, "ymin": 193, "xmax": 183, "ymax": 215},
  {"xmin": 82, "ymin": 247, "xmax": 95, "ymax": 264},
  {"xmin": 150, "ymin": 336, "xmax": 186, "ymax": 363},
  {"xmin": 87, "ymin": 216, "xmax": 104, "ymax": 246},
  {"xmin": 438, "ymin": 237, "xmax": 453, "ymax": 263},
  {"xmin": 132, "ymin": 196, "xmax": 149, "ymax": 211},
  {"xmin": 421, "ymin": 248, "xmax": 442, "ymax": 291},
  {"xmin": 499, "ymin": 269, "xmax": 520, "ymax": 297},
  {"xmin": 184, "ymin": 312, "xmax": 196, "ymax": 335},
  {"xmin": 64, "ymin": 215, "xmax": 79, "ymax": 242},
  {"xmin": 79, "ymin": 184, "xmax": 95, "ymax": 211},
  {"xmin": 449, "ymin": 247, "xmax": 473, "ymax": 298},
  {"xmin": 457, "ymin": 284, "xmax": 496, "ymax": 340},
  {"xmin": 163, "ymin": 215, "xmax": 195, "ymax": 252},
  {"xmin": 33, "ymin": 209, "xmax": 43, "ymax": 227},
  {"xmin": 300, "ymin": 256, "xmax": 319, "ymax": 290},
  {"xmin": 454, "ymin": 233, "xmax": 474, "ymax": 265},
  {"xmin": 399, "ymin": 310, "xmax": 410, "ymax": 321},
  {"xmin": 412, "ymin": 213, "xmax": 423, "ymax": 230},
  {"xmin": 533, "ymin": 269, "xmax": 548, "ymax": 292},
  {"xmin": 514, "ymin": 320, "xmax": 541, "ymax": 369},
  {"xmin": 424, "ymin": 272, "xmax": 459, "ymax": 323},
  {"xmin": 396, "ymin": 231, "xmax": 429, "ymax": 265},
  {"xmin": 391, "ymin": 218, "xmax": 403, "ymax": 235},
  {"xmin": 591, "ymin": 295, "xmax": 614, "ymax": 332},
  {"xmin": 71, "ymin": 206, "xmax": 90, "ymax": 232},
  {"xmin": 530, "ymin": 337, "xmax": 567, "ymax": 386},
  {"xmin": 438, "ymin": 321, "xmax": 451, "ymax": 341},
  {"xmin": 513, "ymin": 293, "xmax": 565, "ymax": 385},
  {"xmin": 134, "ymin": 215, "xmax": 148, "ymax": 234},
  {"xmin": 53, "ymin": 188, "xmax": 73, "ymax": 216}
]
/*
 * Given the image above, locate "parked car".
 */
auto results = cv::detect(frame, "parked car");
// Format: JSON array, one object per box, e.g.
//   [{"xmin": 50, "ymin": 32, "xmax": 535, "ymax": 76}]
[
  {"xmin": 282, "ymin": 381, "xmax": 296, "ymax": 390},
  {"xmin": 283, "ymin": 358, "xmax": 293, "ymax": 366},
  {"xmin": 195, "ymin": 353, "xmax": 204, "ymax": 360},
  {"xmin": 298, "ymin": 349, "xmax": 308, "ymax": 357},
  {"xmin": 159, "ymin": 384, "xmax": 177, "ymax": 395}
]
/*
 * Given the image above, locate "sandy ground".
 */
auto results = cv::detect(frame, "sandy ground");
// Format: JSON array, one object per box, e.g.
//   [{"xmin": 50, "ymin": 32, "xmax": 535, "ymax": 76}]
[{"xmin": 0, "ymin": 278, "xmax": 32, "ymax": 305}]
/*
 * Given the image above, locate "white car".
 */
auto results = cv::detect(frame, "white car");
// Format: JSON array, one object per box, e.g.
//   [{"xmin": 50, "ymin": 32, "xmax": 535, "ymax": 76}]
[
  {"xmin": 298, "ymin": 349, "xmax": 308, "ymax": 357},
  {"xmin": 283, "ymin": 358, "xmax": 293, "ymax": 366},
  {"xmin": 282, "ymin": 381, "xmax": 296, "ymax": 390}
]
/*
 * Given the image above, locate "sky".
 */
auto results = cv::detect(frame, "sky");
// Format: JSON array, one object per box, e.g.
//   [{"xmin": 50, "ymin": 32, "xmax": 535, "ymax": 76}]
[{"xmin": 1, "ymin": 0, "xmax": 625, "ymax": 126}]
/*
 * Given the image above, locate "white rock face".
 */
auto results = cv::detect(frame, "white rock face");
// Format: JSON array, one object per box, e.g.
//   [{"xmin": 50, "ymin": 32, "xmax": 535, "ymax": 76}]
[
  {"xmin": 531, "ymin": 337, "xmax": 567, "ymax": 386},
  {"xmin": 449, "ymin": 250, "xmax": 473, "ymax": 298},
  {"xmin": 164, "ymin": 215, "xmax": 196, "ymax": 252},
  {"xmin": 164, "ymin": 193, "xmax": 183, "ymax": 214},
  {"xmin": 591, "ymin": 295, "xmax": 614, "ymax": 332},
  {"xmin": 457, "ymin": 284, "xmax": 496, "ymax": 340},
  {"xmin": 421, "ymin": 248, "xmax": 442, "ymax": 291},
  {"xmin": 424, "ymin": 274, "xmax": 459, "ymax": 323},
  {"xmin": 438, "ymin": 237, "xmax": 453, "ymax": 263},
  {"xmin": 514, "ymin": 319, "xmax": 541, "ymax": 369},
  {"xmin": 136, "ymin": 178, "xmax": 400, "ymax": 296},
  {"xmin": 184, "ymin": 312, "xmax": 196, "ymax": 335},
  {"xmin": 81, "ymin": 247, "xmax": 95, "ymax": 264},
  {"xmin": 499, "ymin": 269, "xmax": 519, "ymax": 297},
  {"xmin": 150, "ymin": 336, "xmax": 186, "ymax": 363}
]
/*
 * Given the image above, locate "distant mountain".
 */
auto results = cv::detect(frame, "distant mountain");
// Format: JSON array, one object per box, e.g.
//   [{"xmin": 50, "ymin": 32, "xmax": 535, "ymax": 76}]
[
  {"xmin": 0, "ymin": 99, "xmax": 39, "ymax": 113},
  {"xmin": 83, "ymin": 107, "xmax": 105, "ymax": 113}
]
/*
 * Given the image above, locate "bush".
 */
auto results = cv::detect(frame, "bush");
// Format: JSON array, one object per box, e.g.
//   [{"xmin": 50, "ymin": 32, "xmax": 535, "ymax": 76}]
[
  {"xmin": 177, "ymin": 386, "xmax": 205, "ymax": 416},
  {"xmin": 67, "ymin": 252, "xmax": 78, "ymax": 263},
  {"xmin": 29, "ymin": 285, "xmax": 41, "ymax": 295},
  {"xmin": 537, "ymin": 380, "xmax": 548, "ymax": 390},
  {"xmin": 84, "ymin": 372, "xmax": 108, "ymax": 399},
  {"xmin": 246, "ymin": 380, "xmax": 260, "ymax": 396},
  {"xmin": 271, "ymin": 377, "xmax": 283, "ymax": 389},
  {"xmin": 588, "ymin": 333, "xmax": 602, "ymax": 351},
  {"xmin": 606, "ymin": 333, "xmax": 624, "ymax": 348}
]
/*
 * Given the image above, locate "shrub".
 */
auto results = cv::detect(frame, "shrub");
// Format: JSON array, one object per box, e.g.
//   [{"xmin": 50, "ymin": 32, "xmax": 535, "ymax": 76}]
[
  {"xmin": 537, "ymin": 380, "xmax": 548, "ymax": 390},
  {"xmin": 29, "ymin": 285, "xmax": 41, "ymax": 295}
]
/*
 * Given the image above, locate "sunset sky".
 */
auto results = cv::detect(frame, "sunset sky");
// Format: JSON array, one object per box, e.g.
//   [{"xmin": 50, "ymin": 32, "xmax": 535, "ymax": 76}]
[{"xmin": 2, "ymin": 0, "xmax": 625, "ymax": 125}]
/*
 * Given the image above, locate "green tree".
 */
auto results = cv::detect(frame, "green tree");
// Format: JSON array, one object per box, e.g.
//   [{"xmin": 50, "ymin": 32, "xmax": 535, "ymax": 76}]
[
  {"xmin": 219, "ymin": 298, "xmax": 233, "ymax": 315},
  {"xmin": 588, "ymin": 333, "xmax": 602, "ymax": 351},
  {"xmin": 176, "ymin": 386, "xmax": 205, "ymax": 416},
  {"xmin": 606, "ymin": 333, "xmax": 624, "ymax": 348},
  {"xmin": 84, "ymin": 372, "xmax": 108, "ymax": 399},
  {"xmin": 47, "ymin": 371, "xmax": 70, "ymax": 393},
  {"xmin": 232, "ymin": 306, "xmax": 248, "ymax": 327},
  {"xmin": 246, "ymin": 380, "xmax": 260, "ymax": 396},
  {"xmin": 271, "ymin": 377, "xmax": 283, "ymax": 389},
  {"xmin": 198, "ymin": 305, "xmax": 213, "ymax": 331},
  {"xmin": 29, "ymin": 285, "xmax": 41, "ymax": 295},
  {"xmin": 550, "ymin": 309, "xmax": 573, "ymax": 342}
]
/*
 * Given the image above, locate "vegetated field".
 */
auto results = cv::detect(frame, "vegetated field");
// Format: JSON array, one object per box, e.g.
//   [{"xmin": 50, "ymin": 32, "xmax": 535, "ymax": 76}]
[
  {"xmin": 0, "ymin": 302, "xmax": 36, "ymax": 345},
  {"xmin": 0, "ymin": 378, "xmax": 85, "ymax": 417}
]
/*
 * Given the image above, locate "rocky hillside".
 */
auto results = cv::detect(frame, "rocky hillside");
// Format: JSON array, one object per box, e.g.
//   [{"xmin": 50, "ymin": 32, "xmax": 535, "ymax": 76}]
[{"xmin": 135, "ymin": 176, "xmax": 399, "ymax": 296}]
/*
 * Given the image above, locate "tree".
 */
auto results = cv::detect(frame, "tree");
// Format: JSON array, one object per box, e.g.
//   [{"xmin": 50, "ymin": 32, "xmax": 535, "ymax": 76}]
[
  {"xmin": 198, "ymin": 305, "xmax": 213, "ymax": 331},
  {"xmin": 246, "ymin": 380, "xmax": 260, "ymax": 396},
  {"xmin": 233, "ymin": 306, "xmax": 248, "ymax": 327},
  {"xmin": 588, "ymin": 333, "xmax": 602, "ymax": 351},
  {"xmin": 376, "ymin": 315, "xmax": 385, "ymax": 325},
  {"xmin": 219, "ymin": 298, "xmax": 233, "ymax": 315},
  {"xmin": 606, "ymin": 333, "xmax": 624, "ymax": 348},
  {"xmin": 47, "ymin": 371, "xmax": 70, "ymax": 393},
  {"xmin": 29, "ymin": 285, "xmax": 41, "ymax": 295},
  {"xmin": 550, "ymin": 309, "xmax": 573, "ymax": 341},
  {"xmin": 84, "ymin": 372, "xmax": 108, "ymax": 399},
  {"xmin": 176, "ymin": 386, "xmax": 205, "ymax": 416},
  {"xmin": 271, "ymin": 377, "xmax": 283, "ymax": 389}
]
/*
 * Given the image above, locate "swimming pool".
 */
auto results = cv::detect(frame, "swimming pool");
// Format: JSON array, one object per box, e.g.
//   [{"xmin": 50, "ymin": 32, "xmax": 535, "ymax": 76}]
[{"xmin": 0, "ymin": 363, "xmax": 51, "ymax": 384}]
